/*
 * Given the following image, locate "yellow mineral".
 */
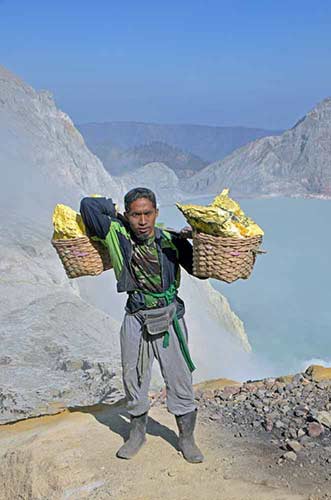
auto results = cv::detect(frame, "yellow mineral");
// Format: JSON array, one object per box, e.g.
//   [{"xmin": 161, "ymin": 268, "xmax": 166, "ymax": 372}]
[
  {"xmin": 52, "ymin": 204, "xmax": 86, "ymax": 240},
  {"xmin": 176, "ymin": 203, "xmax": 240, "ymax": 237},
  {"xmin": 176, "ymin": 188, "xmax": 264, "ymax": 238},
  {"xmin": 212, "ymin": 188, "xmax": 244, "ymax": 217}
]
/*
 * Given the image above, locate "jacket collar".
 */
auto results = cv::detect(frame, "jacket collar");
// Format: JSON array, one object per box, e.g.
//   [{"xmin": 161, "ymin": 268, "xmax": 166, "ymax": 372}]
[{"xmin": 154, "ymin": 226, "xmax": 162, "ymax": 241}]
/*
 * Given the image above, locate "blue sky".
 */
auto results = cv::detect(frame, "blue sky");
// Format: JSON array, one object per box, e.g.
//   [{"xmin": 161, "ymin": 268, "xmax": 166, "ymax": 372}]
[{"xmin": 1, "ymin": 0, "xmax": 331, "ymax": 128}]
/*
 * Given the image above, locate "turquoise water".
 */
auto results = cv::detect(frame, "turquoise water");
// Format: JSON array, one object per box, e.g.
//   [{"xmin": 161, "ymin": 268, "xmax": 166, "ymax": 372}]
[{"xmin": 160, "ymin": 197, "xmax": 331, "ymax": 374}]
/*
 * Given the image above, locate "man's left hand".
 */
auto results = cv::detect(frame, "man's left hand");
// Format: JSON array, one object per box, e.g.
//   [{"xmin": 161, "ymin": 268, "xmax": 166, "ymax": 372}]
[{"xmin": 179, "ymin": 225, "xmax": 193, "ymax": 239}]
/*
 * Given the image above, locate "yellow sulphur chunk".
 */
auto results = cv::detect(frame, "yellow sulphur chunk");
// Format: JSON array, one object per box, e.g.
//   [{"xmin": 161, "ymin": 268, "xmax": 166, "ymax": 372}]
[
  {"xmin": 52, "ymin": 204, "xmax": 86, "ymax": 240},
  {"xmin": 212, "ymin": 188, "xmax": 244, "ymax": 217},
  {"xmin": 176, "ymin": 188, "xmax": 264, "ymax": 238},
  {"xmin": 176, "ymin": 202, "xmax": 237, "ymax": 236}
]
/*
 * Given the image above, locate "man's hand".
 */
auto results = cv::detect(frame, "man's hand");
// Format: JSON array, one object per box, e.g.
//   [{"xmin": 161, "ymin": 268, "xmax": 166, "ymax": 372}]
[{"xmin": 179, "ymin": 225, "xmax": 193, "ymax": 239}]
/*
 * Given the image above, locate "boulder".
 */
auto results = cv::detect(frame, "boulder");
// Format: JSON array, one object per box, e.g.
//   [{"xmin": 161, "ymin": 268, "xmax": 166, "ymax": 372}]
[{"xmin": 305, "ymin": 365, "xmax": 331, "ymax": 382}]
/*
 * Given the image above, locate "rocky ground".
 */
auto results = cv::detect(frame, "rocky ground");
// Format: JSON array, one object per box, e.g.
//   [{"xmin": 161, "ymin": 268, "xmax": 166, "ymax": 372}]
[
  {"xmin": 195, "ymin": 365, "xmax": 331, "ymax": 472},
  {"xmin": 152, "ymin": 364, "xmax": 331, "ymax": 499},
  {"xmin": 0, "ymin": 365, "xmax": 330, "ymax": 500},
  {"xmin": 0, "ymin": 403, "xmax": 310, "ymax": 500}
]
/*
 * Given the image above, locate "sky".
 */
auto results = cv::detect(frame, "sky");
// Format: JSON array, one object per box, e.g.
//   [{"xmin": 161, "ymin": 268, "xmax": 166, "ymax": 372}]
[{"xmin": 1, "ymin": 0, "xmax": 331, "ymax": 129}]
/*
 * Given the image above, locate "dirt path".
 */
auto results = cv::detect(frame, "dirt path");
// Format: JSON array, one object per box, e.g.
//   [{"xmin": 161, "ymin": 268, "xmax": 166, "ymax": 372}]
[{"xmin": 0, "ymin": 402, "xmax": 320, "ymax": 500}]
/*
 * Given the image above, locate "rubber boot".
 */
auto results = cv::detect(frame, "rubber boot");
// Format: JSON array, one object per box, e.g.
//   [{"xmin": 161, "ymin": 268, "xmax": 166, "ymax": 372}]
[
  {"xmin": 116, "ymin": 412, "xmax": 148, "ymax": 459},
  {"xmin": 175, "ymin": 409, "xmax": 204, "ymax": 463}
]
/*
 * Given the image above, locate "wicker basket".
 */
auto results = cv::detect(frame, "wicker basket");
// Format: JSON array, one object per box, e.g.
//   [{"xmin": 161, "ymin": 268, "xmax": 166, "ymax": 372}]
[
  {"xmin": 51, "ymin": 236, "xmax": 112, "ymax": 279},
  {"xmin": 192, "ymin": 232, "xmax": 263, "ymax": 283}
]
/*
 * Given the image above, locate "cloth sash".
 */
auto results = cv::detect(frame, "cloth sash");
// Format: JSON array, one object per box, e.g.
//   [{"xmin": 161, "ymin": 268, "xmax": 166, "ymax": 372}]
[{"xmin": 135, "ymin": 283, "xmax": 196, "ymax": 385}]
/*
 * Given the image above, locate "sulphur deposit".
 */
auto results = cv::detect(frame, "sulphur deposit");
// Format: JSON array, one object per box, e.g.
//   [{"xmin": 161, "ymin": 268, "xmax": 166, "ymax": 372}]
[
  {"xmin": 52, "ymin": 204, "xmax": 86, "ymax": 240},
  {"xmin": 176, "ymin": 189, "xmax": 264, "ymax": 238}
]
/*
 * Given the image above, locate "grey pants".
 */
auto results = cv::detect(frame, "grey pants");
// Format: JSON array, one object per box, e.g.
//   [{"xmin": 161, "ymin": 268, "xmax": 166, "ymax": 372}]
[{"xmin": 120, "ymin": 311, "xmax": 196, "ymax": 417}]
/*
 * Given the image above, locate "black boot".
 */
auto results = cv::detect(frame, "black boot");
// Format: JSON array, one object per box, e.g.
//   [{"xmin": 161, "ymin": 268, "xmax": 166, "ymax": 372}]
[
  {"xmin": 116, "ymin": 412, "xmax": 148, "ymax": 459},
  {"xmin": 175, "ymin": 409, "xmax": 204, "ymax": 463}
]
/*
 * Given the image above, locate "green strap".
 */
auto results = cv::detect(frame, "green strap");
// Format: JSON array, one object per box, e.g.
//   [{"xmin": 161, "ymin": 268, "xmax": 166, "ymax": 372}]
[
  {"xmin": 163, "ymin": 331, "xmax": 170, "ymax": 348},
  {"xmin": 140, "ymin": 284, "xmax": 196, "ymax": 372}
]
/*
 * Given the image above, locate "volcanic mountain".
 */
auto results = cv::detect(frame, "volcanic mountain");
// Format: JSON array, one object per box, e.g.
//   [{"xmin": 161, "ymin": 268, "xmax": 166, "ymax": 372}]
[{"xmin": 185, "ymin": 98, "xmax": 331, "ymax": 198}]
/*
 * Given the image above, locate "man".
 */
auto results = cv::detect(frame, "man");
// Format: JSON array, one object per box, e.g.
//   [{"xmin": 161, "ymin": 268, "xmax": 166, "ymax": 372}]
[{"xmin": 80, "ymin": 187, "xmax": 204, "ymax": 463}]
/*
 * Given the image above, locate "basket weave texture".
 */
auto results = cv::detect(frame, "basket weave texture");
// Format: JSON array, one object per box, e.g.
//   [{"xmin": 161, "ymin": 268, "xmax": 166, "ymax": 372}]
[
  {"xmin": 192, "ymin": 232, "xmax": 262, "ymax": 283},
  {"xmin": 51, "ymin": 236, "xmax": 112, "ymax": 279}
]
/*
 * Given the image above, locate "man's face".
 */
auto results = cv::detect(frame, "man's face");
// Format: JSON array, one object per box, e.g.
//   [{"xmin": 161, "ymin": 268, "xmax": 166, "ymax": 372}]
[{"xmin": 124, "ymin": 197, "xmax": 159, "ymax": 241}]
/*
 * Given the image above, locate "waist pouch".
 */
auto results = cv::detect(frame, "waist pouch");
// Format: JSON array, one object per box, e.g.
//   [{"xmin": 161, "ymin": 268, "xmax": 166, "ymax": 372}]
[
  {"xmin": 140, "ymin": 303, "xmax": 177, "ymax": 336},
  {"xmin": 136, "ymin": 303, "xmax": 177, "ymax": 385}
]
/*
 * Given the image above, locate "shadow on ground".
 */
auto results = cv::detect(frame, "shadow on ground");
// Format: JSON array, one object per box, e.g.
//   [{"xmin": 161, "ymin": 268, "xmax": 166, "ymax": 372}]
[{"xmin": 68, "ymin": 401, "xmax": 179, "ymax": 451}]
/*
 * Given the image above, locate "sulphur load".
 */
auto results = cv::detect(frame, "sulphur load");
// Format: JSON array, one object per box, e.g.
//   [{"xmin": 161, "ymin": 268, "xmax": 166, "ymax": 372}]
[
  {"xmin": 51, "ymin": 199, "xmax": 112, "ymax": 279},
  {"xmin": 176, "ymin": 189, "xmax": 264, "ymax": 238},
  {"xmin": 52, "ymin": 204, "xmax": 86, "ymax": 240}
]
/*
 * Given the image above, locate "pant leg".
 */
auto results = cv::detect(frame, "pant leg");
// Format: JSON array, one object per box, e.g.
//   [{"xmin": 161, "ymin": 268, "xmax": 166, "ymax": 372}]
[
  {"xmin": 120, "ymin": 312, "xmax": 154, "ymax": 416},
  {"xmin": 151, "ymin": 316, "xmax": 196, "ymax": 416}
]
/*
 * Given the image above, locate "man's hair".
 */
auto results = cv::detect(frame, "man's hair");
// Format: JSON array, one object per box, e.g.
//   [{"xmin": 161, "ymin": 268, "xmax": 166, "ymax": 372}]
[{"xmin": 124, "ymin": 187, "xmax": 157, "ymax": 212}]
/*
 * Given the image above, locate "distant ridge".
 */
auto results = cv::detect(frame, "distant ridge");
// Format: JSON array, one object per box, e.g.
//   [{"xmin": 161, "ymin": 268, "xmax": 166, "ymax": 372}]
[
  {"xmin": 77, "ymin": 121, "xmax": 281, "ymax": 165},
  {"xmin": 89, "ymin": 140, "xmax": 208, "ymax": 178}
]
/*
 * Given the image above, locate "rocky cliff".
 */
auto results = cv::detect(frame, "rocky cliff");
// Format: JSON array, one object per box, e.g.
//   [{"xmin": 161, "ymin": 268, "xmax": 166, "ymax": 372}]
[
  {"xmin": 0, "ymin": 66, "xmax": 250, "ymax": 424},
  {"xmin": 0, "ymin": 65, "xmax": 125, "ymax": 423},
  {"xmin": 184, "ymin": 98, "xmax": 331, "ymax": 198},
  {"xmin": 0, "ymin": 66, "xmax": 124, "ymax": 203}
]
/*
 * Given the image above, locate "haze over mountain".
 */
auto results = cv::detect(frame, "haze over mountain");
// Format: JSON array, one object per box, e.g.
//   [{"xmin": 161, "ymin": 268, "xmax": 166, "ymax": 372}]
[
  {"xmin": 0, "ymin": 65, "xmax": 250, "ymax": 423},
  {"xmin": 120, "ymin": 162, "xmax": 182, "ymax": 202},
  {"xmin": 0, "ymin": 64, "xmax": 125, "ymax": 423},
  {"xmin": 185, "ymin": 98, "xmax": 331, "ymax": 198},
  {"xmin": 78, "ymin": 121, "xmax": 281, "ymax": 169},
  {"xmin": 89, "ymin": 141, "xmax": 208, "ymax": 178}
]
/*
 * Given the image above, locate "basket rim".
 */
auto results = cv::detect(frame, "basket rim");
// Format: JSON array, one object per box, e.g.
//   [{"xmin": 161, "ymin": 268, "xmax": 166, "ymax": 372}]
[
  {"xmin": 51, "ymin": 235, "xmax": 90, "ymax": 243},
  {"xmin": 192, "ymin": 231, "xmax": 262, "ymax": 241}
]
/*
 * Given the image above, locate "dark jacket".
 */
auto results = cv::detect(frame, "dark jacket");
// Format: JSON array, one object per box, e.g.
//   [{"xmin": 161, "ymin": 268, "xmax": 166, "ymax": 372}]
[{"xmin": 80, "ymin": 196, "xmax": 197, "ymax": 317}]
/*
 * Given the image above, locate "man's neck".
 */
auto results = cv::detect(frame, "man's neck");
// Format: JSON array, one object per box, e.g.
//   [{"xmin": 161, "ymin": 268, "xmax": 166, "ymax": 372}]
[{"xmin": 132, "ymin": 231, "xmax": 155, "ymax": 245}]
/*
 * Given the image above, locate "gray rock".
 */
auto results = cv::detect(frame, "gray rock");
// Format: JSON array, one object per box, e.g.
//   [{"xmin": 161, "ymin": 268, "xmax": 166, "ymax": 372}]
[
  {"xmin": 316, "ymin": 381, "xmax": 331, "ymax": 389},
  {"xmin": 286, "ymin": 440, "xmax": 302, "ymax": 453},
  {"xmin": 282, "ymin": 451, "xmax": 297, "ymax": 462},
  {"xmin": 294, "ymin": 405, "xmax": 309, "ymax": 417},
  {"xmin": 252, "ymin": 400, "xmax": 264, "ymax": 409},
  {"xmin": 292, "ymin": 374, "xmax": 304, "ymax": 384},
  {"xmin": 234, "ymin": 394, "xmax": 247, "ymax": 402},
  {"xmin": 275, "ymin": 420, "xmax": 286, "ymax": 429},
  {"xmin": 256, "ymin": 389, "xmax": 266, "ymax": 399},
  {"xmin": 288, "ymin": 428, "xmax": 298, "ymax": 439},
  {"xmin": 297, "ymin": 428, "xmax": 306, "ymax": 438},
  {"xmin": 299, "ymin": 435, "xmax": 312, "ymax": 446},
  {"xmin": 252, "ymin": 420, "xmax": 261, "ymax": 428},
  {"xmin": 307, "ymin": 422, "xmax": 324, "ymax": 438},
  {"xmin": 315, "ymin": 411, "xmax": 331, "ymax": 429},
  {"xmin": 263, "ymin": 419, "xmax": 274, "ymax": 432}
]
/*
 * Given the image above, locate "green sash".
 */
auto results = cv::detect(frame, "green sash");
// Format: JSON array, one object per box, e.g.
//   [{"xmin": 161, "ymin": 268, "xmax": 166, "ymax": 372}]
[{"xmin": 141, "ymin": 283, "xmax": 196, "ymax": 372}]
